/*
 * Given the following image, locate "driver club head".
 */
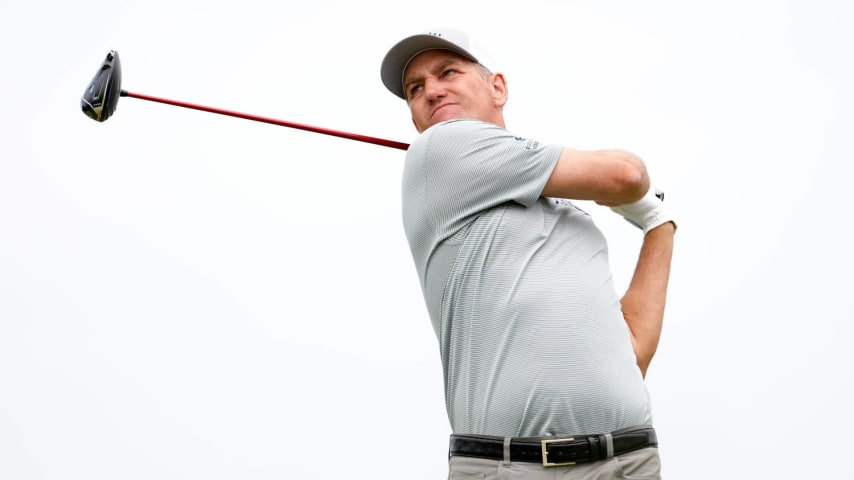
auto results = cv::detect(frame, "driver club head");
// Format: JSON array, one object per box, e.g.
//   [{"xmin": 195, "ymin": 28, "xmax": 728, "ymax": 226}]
[{"xmin": 81, "ymin": 50, "xmax": 123, "ymax": 122}]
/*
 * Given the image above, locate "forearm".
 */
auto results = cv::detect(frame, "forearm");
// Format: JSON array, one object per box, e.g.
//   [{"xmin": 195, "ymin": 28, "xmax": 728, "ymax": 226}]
[
  {"xmin": 621, "ymin": 221, "xmax": 675, "ymax": 377},
  {"xmin": 541, "ymin": 148, "xmax": 650, "ymax": 204}
]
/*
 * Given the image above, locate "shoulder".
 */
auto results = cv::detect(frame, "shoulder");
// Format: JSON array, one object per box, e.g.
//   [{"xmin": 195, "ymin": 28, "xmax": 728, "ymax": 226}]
[
  {"xmin": 409, "ymin": 119, "xmax": 529, "ymax": 160},
  {"xmin": 418, "ymin": 119, "xmax": 507, "ymax": 143}
]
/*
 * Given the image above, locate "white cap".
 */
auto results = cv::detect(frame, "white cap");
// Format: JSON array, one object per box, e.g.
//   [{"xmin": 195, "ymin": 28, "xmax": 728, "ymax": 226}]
[{"xmin": 381, "ymin": 29, "xmax": 488, "ymax": 99}]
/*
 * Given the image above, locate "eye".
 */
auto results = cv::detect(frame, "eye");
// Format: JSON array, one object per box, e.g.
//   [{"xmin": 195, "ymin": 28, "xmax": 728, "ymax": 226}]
[
  {"xmin": 442, "ymin": 68, "xmax": 459, "ymax": 78},
  {"xmin": 407, "ymin": 83, "xmax": 424, "ymax": 99}
]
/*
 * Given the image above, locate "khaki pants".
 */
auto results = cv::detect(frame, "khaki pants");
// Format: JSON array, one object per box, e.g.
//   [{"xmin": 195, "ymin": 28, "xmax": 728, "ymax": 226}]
[{"xmin": 448, "ymin": 446, "xmax": 661, "ymax": 480}]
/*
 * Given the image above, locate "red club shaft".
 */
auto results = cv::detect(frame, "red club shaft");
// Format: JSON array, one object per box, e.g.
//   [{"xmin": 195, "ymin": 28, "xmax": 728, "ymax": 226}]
[{"xmin": 121, "ymin": 91, "xmax": 410, "ymax": 151}]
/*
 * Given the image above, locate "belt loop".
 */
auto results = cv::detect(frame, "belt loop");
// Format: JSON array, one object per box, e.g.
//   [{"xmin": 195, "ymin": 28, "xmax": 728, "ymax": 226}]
[
  {"xmin": 503, "ymin": 437, "xmax": 512, "ymax": 466},
  {"xmin": 604, "ymin": 433, "xmax": 614, "ymax": 458}
]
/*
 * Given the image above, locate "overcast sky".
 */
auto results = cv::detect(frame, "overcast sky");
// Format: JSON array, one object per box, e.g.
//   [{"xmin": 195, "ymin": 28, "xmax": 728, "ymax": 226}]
[{"xmin": 2, "ymin": 1, "xmax": 852, "ymax": 479}]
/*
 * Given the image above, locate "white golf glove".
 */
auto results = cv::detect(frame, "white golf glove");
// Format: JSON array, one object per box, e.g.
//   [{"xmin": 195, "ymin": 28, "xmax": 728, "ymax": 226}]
[{"xmin": 610, "ymin": 186, "xmax": 676, "ymax": 235}]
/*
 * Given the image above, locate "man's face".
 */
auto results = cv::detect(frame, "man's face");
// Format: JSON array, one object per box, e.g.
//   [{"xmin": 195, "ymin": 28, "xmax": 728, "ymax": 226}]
[{"xmin": 403, "ymin": 49, "xmax": 507, "ymax": 133}]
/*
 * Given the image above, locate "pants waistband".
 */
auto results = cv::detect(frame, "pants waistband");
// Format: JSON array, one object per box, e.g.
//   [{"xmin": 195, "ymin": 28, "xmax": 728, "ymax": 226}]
[{"xmin": 449, "ymin": 426, "xmax": 657, "ymax": 467}]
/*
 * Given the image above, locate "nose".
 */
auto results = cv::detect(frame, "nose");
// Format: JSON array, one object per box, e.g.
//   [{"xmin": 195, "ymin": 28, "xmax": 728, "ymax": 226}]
[{"xmin": 423, "ymin": 77, "xmax": 447, "ymax": 102}]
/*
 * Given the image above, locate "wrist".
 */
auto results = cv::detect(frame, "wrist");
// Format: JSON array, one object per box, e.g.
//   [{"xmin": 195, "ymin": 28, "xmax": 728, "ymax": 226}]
[{"xmin": 610, "ymin": 186, "xmax": 676, "ymax": 235}]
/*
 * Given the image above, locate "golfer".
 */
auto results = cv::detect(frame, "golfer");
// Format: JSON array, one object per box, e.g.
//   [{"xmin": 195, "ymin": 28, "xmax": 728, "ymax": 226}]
[{"xmin": 381, "ymin": 29, "xmax": 676, "ymax": 479}]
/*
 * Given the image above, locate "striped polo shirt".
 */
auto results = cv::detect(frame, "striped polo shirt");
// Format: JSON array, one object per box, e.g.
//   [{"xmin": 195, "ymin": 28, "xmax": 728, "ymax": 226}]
[{"xmin": 401, "ymin": 119, "xmax": 652, "ymax": 437}]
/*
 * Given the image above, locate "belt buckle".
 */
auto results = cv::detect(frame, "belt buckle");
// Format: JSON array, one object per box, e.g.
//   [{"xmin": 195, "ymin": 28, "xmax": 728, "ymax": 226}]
[{"xmin": 540, "ymin": 437, "xmax": 576, "ymax": 467}]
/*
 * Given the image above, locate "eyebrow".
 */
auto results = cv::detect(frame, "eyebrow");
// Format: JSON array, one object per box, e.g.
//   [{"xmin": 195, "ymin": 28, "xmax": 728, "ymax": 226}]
[{"xmin": 403, "ymin": 58, "xmax": 466, "ymax": 93}]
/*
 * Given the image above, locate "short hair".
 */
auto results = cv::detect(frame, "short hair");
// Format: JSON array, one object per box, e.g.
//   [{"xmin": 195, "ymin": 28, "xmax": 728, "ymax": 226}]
[{"xmin": 475, "ymin": 63, "xmax": 493, "ymax": 80}]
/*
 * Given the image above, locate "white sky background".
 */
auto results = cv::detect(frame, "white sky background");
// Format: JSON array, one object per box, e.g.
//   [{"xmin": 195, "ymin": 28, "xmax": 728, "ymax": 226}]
[{"xmin": 1, "ymin": 0, "xmax": 852, "ymax": 478}]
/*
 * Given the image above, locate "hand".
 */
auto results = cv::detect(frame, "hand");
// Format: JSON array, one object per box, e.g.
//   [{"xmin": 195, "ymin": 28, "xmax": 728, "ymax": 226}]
[{"xmin": 609, "ymin": 186, "xmax": 676, "ymax": 234}]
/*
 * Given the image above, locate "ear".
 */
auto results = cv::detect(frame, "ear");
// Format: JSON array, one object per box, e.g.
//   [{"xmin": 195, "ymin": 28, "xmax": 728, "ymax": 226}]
[{"xmin": 490, "ymin": 72, "xmax": 508, "ymax": 108}]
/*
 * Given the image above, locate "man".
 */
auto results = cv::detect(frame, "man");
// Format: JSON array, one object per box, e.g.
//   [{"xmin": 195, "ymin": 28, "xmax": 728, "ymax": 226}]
[{"xmin": 381, "ymin": 29, "xmax": 676, "ymax": 479}]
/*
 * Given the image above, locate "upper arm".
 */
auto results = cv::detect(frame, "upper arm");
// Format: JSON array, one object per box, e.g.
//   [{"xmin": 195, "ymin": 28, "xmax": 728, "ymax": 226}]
[
  {"xmin": 540, "ymin": 147, "xmax": 650, "ymax": 204},
  {"xmin": 420, "ymin": 121, "xmax": 563, "ymax": 215}
]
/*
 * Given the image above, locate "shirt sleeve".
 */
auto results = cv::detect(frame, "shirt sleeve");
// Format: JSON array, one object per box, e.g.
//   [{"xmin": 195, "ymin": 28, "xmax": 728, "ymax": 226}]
[{"xmin": 417, "ymin": 119, "xmax": 563, "ymax": 236}]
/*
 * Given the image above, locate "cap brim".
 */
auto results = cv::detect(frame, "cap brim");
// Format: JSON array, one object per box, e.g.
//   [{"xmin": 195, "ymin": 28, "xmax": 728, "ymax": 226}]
[{"xmin": 381, "ymin": 34, "xmax": 479, "ymax": 99}]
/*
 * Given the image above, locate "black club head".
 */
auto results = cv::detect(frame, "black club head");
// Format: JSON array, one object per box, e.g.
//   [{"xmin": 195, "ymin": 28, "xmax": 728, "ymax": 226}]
[{"xmin": 81, "ymin": 50, "xmax": 123, "ymax": 122}]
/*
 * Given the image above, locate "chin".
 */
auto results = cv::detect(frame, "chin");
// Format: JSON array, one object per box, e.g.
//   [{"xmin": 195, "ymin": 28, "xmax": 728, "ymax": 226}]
[{"xmin": 433, "ymin": 112, "xmax": 464, "ymax": 126}]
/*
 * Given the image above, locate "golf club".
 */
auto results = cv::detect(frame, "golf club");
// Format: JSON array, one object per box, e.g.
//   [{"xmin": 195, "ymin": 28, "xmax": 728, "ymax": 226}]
[{"xmin": 81, "ymin": 51, "xmax": 409, "ymax": 151}]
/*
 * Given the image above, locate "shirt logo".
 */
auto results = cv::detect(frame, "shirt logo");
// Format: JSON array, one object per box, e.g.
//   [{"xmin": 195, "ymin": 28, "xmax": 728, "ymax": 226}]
[
  {"xmin": 553, "ymin": 198, "xmax": 591, "ymax": 216},
  {"xmin": 514, "ymin": 136, "xmax": 540, "ymax": 151}
]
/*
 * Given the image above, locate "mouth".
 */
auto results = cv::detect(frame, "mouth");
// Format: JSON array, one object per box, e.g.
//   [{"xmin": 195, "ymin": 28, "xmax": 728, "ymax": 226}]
[{"xmin": 431, "ymin": 102, "xmax": 456, "ymax": 118}]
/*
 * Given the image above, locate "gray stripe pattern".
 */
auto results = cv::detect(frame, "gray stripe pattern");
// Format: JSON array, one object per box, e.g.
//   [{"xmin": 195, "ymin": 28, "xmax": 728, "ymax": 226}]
[{"xmin": 402, "ymin": 120, "xmax": 652, "ymax": 437}]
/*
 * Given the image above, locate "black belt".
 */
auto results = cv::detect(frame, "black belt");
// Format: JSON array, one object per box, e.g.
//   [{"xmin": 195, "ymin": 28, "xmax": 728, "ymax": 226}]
[{"xmin": 449, "ymin": 426, "xmax": 657, "ymax": 467}]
